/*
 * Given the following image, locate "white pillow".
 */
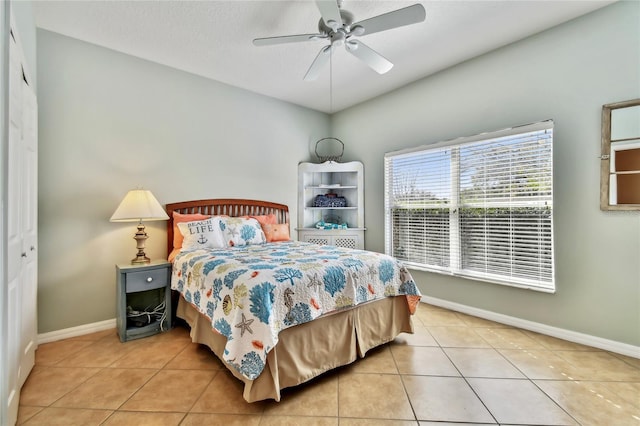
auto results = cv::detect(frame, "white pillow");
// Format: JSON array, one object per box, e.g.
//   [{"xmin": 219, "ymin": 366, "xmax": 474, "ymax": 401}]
[
  {"xmin": 220, "ymin": 217, "xmax": 266, "ymax": 246},
  {"xmin": 177, "ymin": 217, "xmax": 226, "ymax": 250}
]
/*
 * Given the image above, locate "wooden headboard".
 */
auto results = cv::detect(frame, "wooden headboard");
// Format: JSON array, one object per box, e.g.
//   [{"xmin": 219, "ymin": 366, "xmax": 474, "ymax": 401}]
[{"xmin": 165, "ymin": 199, "xmax": 289, "ymax": 254}]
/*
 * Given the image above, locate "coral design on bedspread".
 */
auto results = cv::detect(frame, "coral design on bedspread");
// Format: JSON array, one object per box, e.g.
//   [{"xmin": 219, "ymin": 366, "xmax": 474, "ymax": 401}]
[{"xmin": 171, "ymin": 241, "xmax": 421, "ymax": 380}]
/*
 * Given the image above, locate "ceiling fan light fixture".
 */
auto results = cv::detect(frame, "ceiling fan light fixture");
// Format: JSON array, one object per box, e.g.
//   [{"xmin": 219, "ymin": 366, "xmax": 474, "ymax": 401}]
[
  {"xmin": 350, "ymin": 25, "xmax": 364, "ymax": 36},
  {"xmin": 326, "ymin": 19, "xmax": 340, "ymax": 31},
  {"xmin": 332, "ymin": 31, "xmax": 346, "ymax": 47}
]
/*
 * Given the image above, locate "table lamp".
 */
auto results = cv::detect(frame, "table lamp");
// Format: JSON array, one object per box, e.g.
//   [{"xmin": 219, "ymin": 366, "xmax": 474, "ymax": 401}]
[{"xmin": 110, "ymin": 189, "xmax": 169, "ymax": 264}]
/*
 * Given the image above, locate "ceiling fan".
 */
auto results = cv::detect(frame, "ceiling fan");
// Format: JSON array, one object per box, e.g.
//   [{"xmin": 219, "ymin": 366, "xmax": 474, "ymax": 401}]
[{"xmin": 253, "ymin": 0, "xmax": 426, "ymax": 81}]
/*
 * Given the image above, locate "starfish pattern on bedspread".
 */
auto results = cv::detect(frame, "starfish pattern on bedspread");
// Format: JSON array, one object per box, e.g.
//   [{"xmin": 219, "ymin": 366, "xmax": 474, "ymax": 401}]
[{"xmin": 235, "ymin": 313, "xmax": 254, "ymax": 337}]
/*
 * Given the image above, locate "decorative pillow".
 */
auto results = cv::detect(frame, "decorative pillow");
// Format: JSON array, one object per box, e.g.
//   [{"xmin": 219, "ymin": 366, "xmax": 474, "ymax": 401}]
[
  {"xmin": 262, "ymin": 223, "xmax": 290, "ymax": 242},
  {"xmin": 220, "ymin": 217, "xmax": 266, "ymax": 247},
  {"xmin": 168, "ymin": 248, "xmax": 181, "ymax": 263},
  {"xmin": 172, "ymin": 211, "xmax": 211, "ymax": 251},
  {"xmin": 241, "ymin": 214, "xmax": 278, "ymax": 226},
  {"xmin": 177, "ymin": 217, "xmax": 226, "ymax": 250}
]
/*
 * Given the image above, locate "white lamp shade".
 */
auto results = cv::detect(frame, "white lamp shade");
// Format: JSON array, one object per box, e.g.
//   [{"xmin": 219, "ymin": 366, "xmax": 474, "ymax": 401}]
[{"xmin": 110, "ymin": 189, "xmax": 169, "ymax": 222}]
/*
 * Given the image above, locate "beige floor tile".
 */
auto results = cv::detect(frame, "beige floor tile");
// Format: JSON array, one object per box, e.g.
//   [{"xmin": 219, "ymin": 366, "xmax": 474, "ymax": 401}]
[
  {"xmin": 419, "ymin": 422, "xmax": 495, "ymax": 426},
  {"xmin": 181, "ymin": 413, "xmax": 263, "ymax": 425},
  {"xmin": 21, "ymin": 407, "xmax": 112, "ymax": 425},
  {"xmin": 16, "ymin": 405, "xmax": 43, "ymax": 425},
  {"xmin": 343, "ymin": 419, "xmax": 418, "ymax": 426},
  {"xmin": 535, "ymin": 379, "xmax": 640, "ymax": 426},
  {"xmin": 52, "ymin": 368, "xmax": 156, "ymax": 409},
  {"xmin": 121, "ymin": 369, "xmax": 216, "ymax": 412},
  {"xmin": 67, "ymin": 328, "xmax": 118, "ymax": 341},
  {"xmin": 417, "ymin": 308, "xmax": 466, "ymax": 326},
  {"xmin": 109, "ymin": 337, "xmax": 190, "ymax": 369},
  {"xmin": 54, "ymin": 338, "xmax": 139, "ymax": 368},
  {"xmin": 520, "ymin": 330, "xmax": 600, "ymax": 351},
  {"xmin": 583, "ymin": 380, "xmax": 640, "ymax": 408},
  {"xmin": 443, "ymin": 348, "xmax": 525, "ymax": 378},
  {"xmin": 498, "ymin": 349, "xmax": 584, "ymax": 380},
  {"xmin": 391, "ymin": 346, "xmax": 459, "ymax": 376},
  {"xmin": 260, "ymin": 415, "xmax": 338, "ymax": 425},
  {"xmin": 34, "ymin": 340, "xmax": 93, "ymax": 366},
  {"xmin": 554, "ymin": 350, "xmax": 640, "ymax": 381},
  {"xmin": 402, "ymin": 375, "xmax": 494, "ymax": 423},
  {"xmin": 164, "ymin": 343, "xmax": 225, "ymax": 370},
  {"xmin": 392, "ymin": 325, "xmax": 438, "ymax": 347},
  {"xmin": 263, "ymin": 372, "xmax": 338, "ymax": 417},
  {"xmin": 427, "ymin": 326, "xmax": 491, "ymax": 348},
  {"xmin": 180, "ymin": 413, "xmax": 262, "ymax": 426},
  {"xmin": 19, "ymin": 366, "xmax": 100, "ymax": 406},
  {"xmin": 474, "ymin": 327, "xmax": 546, "ymax": 350},
  {"xmin": 137, "ymin": 326, "xmax": 192, "ymax": 347},
  {"xmin": 338, "ymin": 373, "xmax": 414, "ymax": 420},
  {"xmin": 453, "ymin": 313, "xmax": 512, "ymax": 329},
  {"xmin": 102, "ymin": 411, "xmax": 186, "ymax": 425},
  {"xmin": 17, "ymin": 308, "xmax": 639, "ymax": 426},
  {"xmin": 346, "ymin": 345, "xmax": 398, "ymax": 374},
  {"xmin": 468, "ymin": 378, "xmax": 577, "ymax": 425},
  {"xmin": 610, "ymin": 352, "xmax": 640, "ymax": 369},
  {"xmin": 190, "ymin": 370, "xmax": 266, "ymax": 414}
]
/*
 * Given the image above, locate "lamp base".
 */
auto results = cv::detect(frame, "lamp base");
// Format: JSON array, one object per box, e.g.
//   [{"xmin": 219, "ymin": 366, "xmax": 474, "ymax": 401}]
[
  {"xmin": 131, "ymin": 254, "xmax": 151, "ymax": 265},
  {"xmin": 131, "ymin": 222, "xmax": 151, "ymax": 265}
]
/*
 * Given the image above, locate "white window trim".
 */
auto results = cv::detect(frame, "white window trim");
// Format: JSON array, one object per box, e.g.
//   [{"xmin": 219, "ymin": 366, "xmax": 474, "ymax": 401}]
[{"xmin": 385, "ymin": 121, "xmax": 555, "ymax": 293}]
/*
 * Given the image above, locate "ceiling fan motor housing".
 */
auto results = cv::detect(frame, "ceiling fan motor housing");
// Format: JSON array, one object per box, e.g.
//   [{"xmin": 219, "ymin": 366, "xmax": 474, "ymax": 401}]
[{"xmin": 318, "ymin": 9, "xmax": 354, "ymax": 43}]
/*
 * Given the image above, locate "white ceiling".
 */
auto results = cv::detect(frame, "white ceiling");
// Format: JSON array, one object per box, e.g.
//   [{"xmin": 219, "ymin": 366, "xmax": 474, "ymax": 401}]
[{"xmin": 32, "ymin": 0, "xmax": 615, "ymax": 113}]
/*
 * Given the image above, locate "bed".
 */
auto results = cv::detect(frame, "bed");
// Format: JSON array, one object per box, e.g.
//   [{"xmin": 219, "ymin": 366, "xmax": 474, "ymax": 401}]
[{"xmin": 166, "ymin": 198, "xmax": 421, "ymax": 402}]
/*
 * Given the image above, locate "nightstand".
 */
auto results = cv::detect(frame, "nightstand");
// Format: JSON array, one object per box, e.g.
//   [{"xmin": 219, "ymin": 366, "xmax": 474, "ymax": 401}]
[{"xmin": 116, "ymin": 260, "xmax": 172, "ymax": 342}]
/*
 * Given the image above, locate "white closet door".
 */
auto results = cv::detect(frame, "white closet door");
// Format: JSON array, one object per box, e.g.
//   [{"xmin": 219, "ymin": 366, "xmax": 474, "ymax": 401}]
[
  {"xmin": 5, "ymin": 28, "xmax": 25, "ymax": 425},
  {"xmin": 3, "ymin": 18, "xmax": 37, "ymax": 425},
  {"xmin": 19, "ymin": 79, "xmax": 38, "ymax": 388}
]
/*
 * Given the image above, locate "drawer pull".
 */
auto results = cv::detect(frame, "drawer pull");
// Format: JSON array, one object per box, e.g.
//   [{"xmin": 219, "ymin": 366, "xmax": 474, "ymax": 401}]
[{"xmin": 146, "ymin": 277, "xmax": 153, "ymax": 283}]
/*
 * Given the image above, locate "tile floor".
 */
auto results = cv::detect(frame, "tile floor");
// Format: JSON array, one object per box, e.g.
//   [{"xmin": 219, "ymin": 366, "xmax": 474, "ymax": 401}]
[{"xmin": 18, "ymin": 303, "xmax": 640, "ymax": 426}]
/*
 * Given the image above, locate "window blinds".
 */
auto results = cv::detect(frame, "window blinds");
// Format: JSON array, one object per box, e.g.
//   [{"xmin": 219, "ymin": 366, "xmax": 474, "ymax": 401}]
[{"xmin": 384, "ymin": 121, "xmax": 554, "ymax": 292}]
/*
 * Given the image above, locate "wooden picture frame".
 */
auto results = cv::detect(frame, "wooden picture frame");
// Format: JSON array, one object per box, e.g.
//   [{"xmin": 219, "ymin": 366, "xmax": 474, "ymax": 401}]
[{"xmin": 600, "ymin": 98, "xmax": 640, "ymax": 211}]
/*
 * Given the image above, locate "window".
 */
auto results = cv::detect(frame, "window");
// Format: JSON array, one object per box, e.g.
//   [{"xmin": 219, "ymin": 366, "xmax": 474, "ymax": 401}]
[{"xmin": 384, "ymin": 121, "xmax": 554, "ymax": 292}]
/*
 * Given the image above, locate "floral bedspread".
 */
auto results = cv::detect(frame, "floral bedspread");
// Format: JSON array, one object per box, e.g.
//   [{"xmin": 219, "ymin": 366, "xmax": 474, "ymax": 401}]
[{"xmin": 171, "ymin": 241, "xmax": 421, "ymax": 380}]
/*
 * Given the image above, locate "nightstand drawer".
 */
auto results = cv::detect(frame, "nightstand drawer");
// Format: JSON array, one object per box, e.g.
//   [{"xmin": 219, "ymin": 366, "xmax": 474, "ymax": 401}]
[{"xmin": 126, "ymin": 268, "xmax": 168, "ymax": 292}]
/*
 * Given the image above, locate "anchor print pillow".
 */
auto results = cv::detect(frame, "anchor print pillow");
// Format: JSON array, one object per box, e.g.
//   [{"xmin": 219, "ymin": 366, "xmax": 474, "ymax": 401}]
[
  {"xmin": 220, "ymin": 217, "xmax": 266, "ymax": 247},
  {"xmin": 177, "ymin": 217, "xmax": 226, "ymax": 251}
]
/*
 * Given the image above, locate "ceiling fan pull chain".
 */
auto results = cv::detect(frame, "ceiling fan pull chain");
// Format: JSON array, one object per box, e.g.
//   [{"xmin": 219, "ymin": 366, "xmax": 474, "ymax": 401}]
[{"xmin": 329, "ymin": 48, "xmax": 333, "ymax": 113}]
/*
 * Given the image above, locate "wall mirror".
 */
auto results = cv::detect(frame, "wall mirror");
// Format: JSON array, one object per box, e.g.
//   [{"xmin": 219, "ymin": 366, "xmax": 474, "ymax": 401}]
[{"xmin": 600, "ymin": 98, "xmax": 640, "ymax": 210}]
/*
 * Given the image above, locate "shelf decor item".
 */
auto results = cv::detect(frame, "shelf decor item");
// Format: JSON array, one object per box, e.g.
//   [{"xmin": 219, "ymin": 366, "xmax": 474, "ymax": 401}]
[
  {"xmin": 313, "ymin": 193, "xmax": 347, "ymax": 207},
  {"xmin": 110, "ymin": 189, "xmax": 169, "ymax": 264},
  {"xmin": 314, "ymin": 137, "xmax": 344, "ymax": 163}
]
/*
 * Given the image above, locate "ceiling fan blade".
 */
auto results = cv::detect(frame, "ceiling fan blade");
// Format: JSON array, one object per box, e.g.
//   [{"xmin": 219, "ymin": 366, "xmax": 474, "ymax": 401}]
[
  {"xmin": 346, "ymin": 40, "xmax": 393, "ymax": 74},
  {"xmin": 352, "ymin": 4, "xmax": 426, "ymax": 36},
  {"xmin": 304, "ymin": 45, "xmax": 333, "ymax": 81},
  {"xmin": 315, "ymin": 0, "xmax": 343, "ymax": 31},
  {"xmin": 253, "ymin": 33, "xmax": 325, "ymax": 46}
]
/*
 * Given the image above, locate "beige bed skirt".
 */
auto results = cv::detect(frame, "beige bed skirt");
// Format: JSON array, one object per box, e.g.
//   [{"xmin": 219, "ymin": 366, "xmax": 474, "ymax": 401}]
[{"xmin": 177, "ymin": 295, "xmax": 415, "ymax": 402}]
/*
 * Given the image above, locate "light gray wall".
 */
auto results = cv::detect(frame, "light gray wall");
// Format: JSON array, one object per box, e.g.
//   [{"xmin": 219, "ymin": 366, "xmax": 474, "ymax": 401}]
[
  {"xmin": 37, "ymin": 30, "xmax": 330, "ymax": 333},
  {"xmin": 334, "ymin": 1, "xmax": 640, "ymax": 346}
]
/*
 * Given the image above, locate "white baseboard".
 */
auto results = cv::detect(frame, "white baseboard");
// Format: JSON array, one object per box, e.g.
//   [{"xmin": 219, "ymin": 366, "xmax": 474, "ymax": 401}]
[
  {"xmin": 421, "ymin": 296, "xmax": 640, "ymax": 359},
  {"xmin": 37, "ymin": 318, "xmax": 117, "ymax": 344}
]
